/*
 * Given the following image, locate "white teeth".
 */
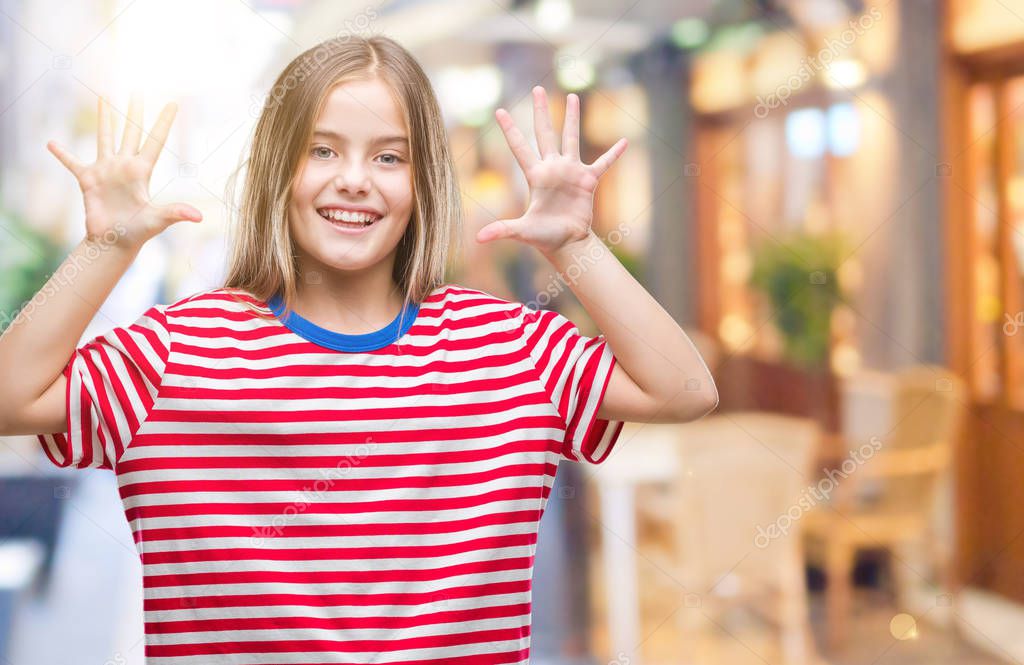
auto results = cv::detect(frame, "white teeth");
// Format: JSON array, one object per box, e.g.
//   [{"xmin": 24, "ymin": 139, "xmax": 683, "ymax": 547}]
[{"xmin": 318, "ymin": 209, "xmax": 379, "ymax": 224}]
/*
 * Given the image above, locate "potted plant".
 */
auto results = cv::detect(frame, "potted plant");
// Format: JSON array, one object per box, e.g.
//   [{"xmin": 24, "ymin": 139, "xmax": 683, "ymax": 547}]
[
  {"xmin": 746, "ymin": 229, "xmax": 849, "ymax": 430},
  {"xmin": 0, "ymin": 207, "xmax": 65, "ymax": 334},
  {"xmin": 748, "ymin": 229, "xmax": 849, "ymax": 369}
]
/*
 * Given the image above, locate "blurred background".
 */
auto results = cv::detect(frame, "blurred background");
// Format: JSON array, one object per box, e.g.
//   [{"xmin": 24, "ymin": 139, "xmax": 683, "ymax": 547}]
[{"xmin": 0, "ymin": 0, "xmax": 1020, "ymax": 663}]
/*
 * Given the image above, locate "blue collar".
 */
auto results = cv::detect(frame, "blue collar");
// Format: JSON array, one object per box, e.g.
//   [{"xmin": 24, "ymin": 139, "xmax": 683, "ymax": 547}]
[{"xmin": 266, "ymin": 293, "xmax": 420, "ymax": 352}]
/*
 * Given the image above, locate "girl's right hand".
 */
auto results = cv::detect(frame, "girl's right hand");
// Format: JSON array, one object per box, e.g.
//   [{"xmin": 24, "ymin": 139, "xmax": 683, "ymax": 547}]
[{"xmin": 46, "ymin": 92, "xmax": 203, "ymax": 251}]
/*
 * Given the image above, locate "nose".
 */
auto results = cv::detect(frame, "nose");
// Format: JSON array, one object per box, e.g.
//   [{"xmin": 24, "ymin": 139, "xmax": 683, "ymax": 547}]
[{"xmin": 332, "ymin": 159, "xmax": 371, "ymax": 195}]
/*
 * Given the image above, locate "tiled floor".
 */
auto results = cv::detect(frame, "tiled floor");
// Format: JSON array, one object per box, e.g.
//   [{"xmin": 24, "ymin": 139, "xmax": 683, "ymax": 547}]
[
  {"xmin": 588, "ymin": 582, "xmax": 1009, "ymax": 665},
  {"xmin": 809, "ymin": 592, "xmax": 1005, "ymax": 665}
]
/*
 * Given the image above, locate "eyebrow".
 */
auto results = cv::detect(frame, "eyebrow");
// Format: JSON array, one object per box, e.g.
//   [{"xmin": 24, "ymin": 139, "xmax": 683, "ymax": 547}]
[{"xmin": 312, "ymin": 128, "xmax": 408, "ymax": 146}]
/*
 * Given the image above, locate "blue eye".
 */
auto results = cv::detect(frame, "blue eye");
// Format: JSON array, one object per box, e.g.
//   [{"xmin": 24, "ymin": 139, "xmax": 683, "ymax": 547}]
[{"xmin": 309, "ymin": 146, "xmax": 404, "ymax": 164}]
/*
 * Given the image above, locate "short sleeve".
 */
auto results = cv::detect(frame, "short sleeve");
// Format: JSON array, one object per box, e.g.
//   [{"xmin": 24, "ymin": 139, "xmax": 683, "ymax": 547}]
[
  {"xmin": 517, "ymin": 303, "xmax": 624, "ymax": 464},
  {"xmin": 36, "ymin": 304, "xmax": 171, "ymax": 471}
]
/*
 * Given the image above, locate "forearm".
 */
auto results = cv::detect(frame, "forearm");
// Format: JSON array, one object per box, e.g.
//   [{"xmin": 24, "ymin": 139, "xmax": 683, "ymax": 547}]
[
  {"xmin": 540, "ymin": 229, "xmax": 718, "ymax": 413},
  {"xmin": 0, "ymin": 235, "xmax": 139, "ymax": 420}
]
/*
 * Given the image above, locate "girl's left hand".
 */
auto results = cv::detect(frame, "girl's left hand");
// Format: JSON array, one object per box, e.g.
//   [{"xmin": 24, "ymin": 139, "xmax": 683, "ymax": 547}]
[{"xmin": 475, "ymin": 86, "xmax": 627, "ymax": 256}]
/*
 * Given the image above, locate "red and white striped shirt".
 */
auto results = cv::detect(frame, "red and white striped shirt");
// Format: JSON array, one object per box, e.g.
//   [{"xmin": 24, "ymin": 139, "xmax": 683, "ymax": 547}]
[{"xmin": 38, "ymin": 284, "xmax": 623, "ymax": 664}]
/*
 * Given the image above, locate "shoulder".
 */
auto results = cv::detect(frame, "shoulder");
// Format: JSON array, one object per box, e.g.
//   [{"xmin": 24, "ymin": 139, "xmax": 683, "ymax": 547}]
[
  {"xmin": 428, "ymin": 283, "xmax": 530, "ymax": 322},
  {"xmin": 428, "ymin": 283, "xmax": 567, "ymax": 345},
  {"xmin": 430, "ymin": 282, "xmax": 523, "ymax": 309},
  {"xmin": 155, "ymin": 287, "xmax": 275, "ymax": 324}
]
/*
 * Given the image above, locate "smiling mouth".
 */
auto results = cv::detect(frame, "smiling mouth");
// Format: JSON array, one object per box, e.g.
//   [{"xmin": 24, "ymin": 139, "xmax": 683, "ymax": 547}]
[{"xmin": 316, "ymin": 208, "xmax": 383, "ymax": 228}]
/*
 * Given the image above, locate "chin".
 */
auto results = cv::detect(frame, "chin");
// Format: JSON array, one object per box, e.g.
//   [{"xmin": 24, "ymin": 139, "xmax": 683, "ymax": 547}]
[{"xmin": 312, "ymin": 248, "xmax": 381, "ymax": 272}]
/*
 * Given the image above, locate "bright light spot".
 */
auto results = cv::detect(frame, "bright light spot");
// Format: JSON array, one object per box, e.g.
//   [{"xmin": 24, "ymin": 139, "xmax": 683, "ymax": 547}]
[
  {"xmin": 719, "ymin": 313, "xmax": 755, "ymax": 352},
  {"xmin": 114, "ymin": 0, "xmax": 289, "ymax": 99},
  {"xmin": 556, "ymin": 53, "xmax": 595, "ymax": 91},
  {"xmin": 831, "ymin": 343, "xmax": 861, "ymax": 376},
  {"xmin": 827, "ymin": 102, "xmax": 860, "ymax": 156},
  {"xmin": 786, "ymin": 107, "xmax": 826, "ymax": 159},
  {"xmin": 889, "ymin": 613, "xmax": 919, "ymax": 640},
  {"xmin": 535, "ymin": 0, "xmax": 573, "ymax": 34},
  {"xmin": 437, "ymin": 65, "xmax": 502, "ymax": 126},
  {"xmin": 825, "ymin": 58, "xmax": 868, "ymax": 90},
  {"xmin": 671, "ymin": 18, "xmax": 709, "ymax": 49}
]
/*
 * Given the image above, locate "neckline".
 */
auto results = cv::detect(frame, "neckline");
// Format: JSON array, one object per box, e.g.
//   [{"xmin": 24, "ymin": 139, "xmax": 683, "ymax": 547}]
[{"xmin": 265, "ymin": 293, "xmax": 420, "ymax": 352}]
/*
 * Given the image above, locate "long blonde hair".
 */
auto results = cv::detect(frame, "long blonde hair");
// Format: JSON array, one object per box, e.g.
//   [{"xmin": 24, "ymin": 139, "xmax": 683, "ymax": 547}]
[{"xmin": 221, "ymin": 34, "xmax": 462, "ymax": 321}]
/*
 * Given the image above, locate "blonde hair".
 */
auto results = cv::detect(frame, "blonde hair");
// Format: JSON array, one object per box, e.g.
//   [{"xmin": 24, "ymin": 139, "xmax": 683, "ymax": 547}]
[{"xmin": 221, "ymin": 34, "xmax": 462, "ymax": 322}]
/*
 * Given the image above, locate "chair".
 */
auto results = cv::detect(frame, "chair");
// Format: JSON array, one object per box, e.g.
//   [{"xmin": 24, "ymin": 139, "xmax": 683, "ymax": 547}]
[
  {"xmin": 802, "ymin": 364, "xmax": 967, "ymax": 650},
  {"xmin": 644, "ymin": 411, "xmax": 822, "ymax": 665}
]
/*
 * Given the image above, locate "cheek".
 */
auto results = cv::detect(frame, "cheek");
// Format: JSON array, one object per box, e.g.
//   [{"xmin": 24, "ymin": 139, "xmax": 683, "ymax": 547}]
[
  {"xmin": 290, "ymin": 187, "xmax": 312, "ymax": 212},
  {"xmin": 379, "ymin": 167, "xmax": 413, "ymax": 198},
  {"xmin": 290, "ymin": 161, "xmax": 312, "ymax": 199},
  {"xmin": 291, "ymin": 161, "xmax": 337, "ymax": 203}
]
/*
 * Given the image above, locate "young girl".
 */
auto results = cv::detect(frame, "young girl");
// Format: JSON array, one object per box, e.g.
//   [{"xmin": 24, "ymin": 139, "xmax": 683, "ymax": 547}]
[{"xmin": 0, "ymin": 35, "xmax": 717, "ymax": 664}]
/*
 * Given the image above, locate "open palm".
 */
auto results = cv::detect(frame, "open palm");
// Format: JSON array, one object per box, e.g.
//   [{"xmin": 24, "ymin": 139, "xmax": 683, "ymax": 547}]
[
  {"xmin": 47, "ymin": 93, "xmax": 202, "ymax": 250},
  {"xmin": 475, "ymin": 86, "xmax": 627, "ymax": 255}
]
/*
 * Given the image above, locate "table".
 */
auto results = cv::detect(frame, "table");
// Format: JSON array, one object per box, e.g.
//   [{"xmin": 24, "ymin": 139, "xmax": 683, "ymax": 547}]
[
  {"xmin": 591, "ymin": 421, "xmax": 681, "ymax": 665},
  {"xmin": 590, "ymin": 419, "xmax": 838, "ymax": 664}
]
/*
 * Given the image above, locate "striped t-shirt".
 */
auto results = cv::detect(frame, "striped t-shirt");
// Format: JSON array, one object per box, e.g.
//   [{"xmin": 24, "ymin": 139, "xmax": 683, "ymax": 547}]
[{"xmin": 37, "ymin": 283, "xmax": 624, "ymax": 664}]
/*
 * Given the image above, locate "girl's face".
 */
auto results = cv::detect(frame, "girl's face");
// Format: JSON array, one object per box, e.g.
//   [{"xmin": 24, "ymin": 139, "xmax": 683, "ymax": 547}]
[{"xmin": 288, "ymin": 77, "xmax": 414, "ymax": 279}]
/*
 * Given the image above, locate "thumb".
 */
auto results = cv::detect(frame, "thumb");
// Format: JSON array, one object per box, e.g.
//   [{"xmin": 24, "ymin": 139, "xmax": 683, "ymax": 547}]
[
  {"xmin": 158, "ymin": 203, "xmax": 203, "ymax": 226},
  {"xmin": 476, "ymin": 219, "xmax": 517, "ymax": 244}
]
